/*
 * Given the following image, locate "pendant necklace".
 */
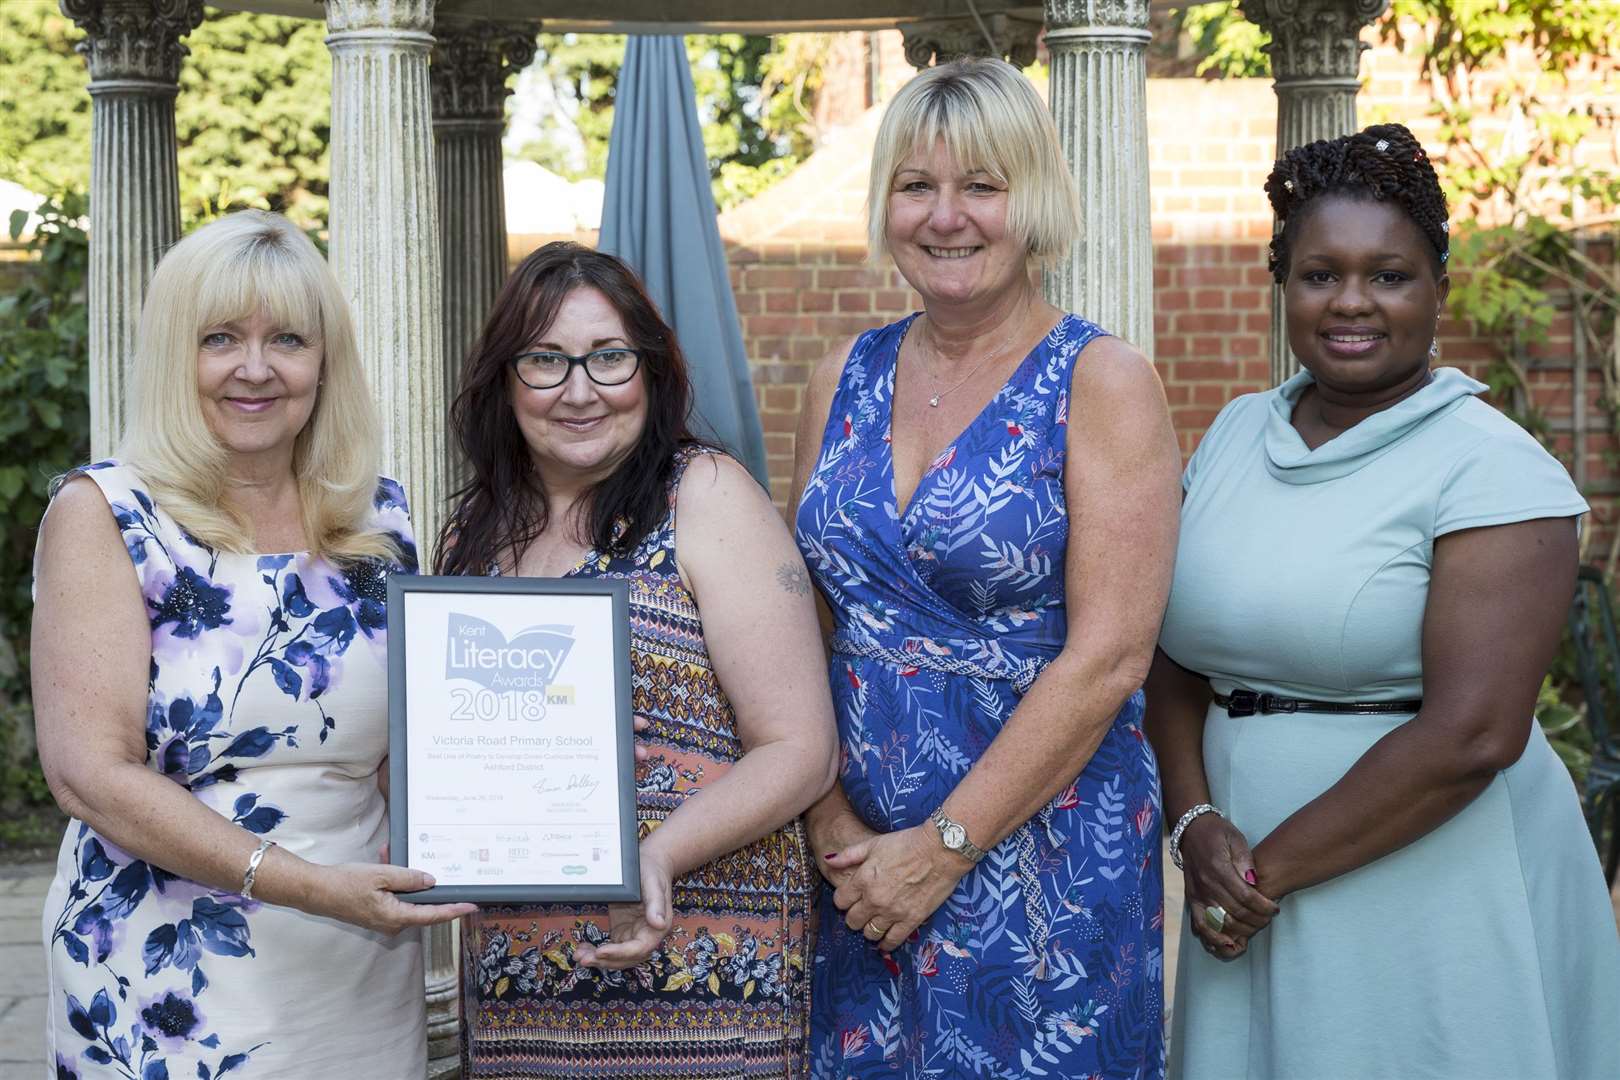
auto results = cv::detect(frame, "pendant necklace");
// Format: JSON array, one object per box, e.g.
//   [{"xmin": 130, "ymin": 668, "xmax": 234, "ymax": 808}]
[{"xmin": 918, "ymin": 319, "xmax": 1020, "ymax": 408}]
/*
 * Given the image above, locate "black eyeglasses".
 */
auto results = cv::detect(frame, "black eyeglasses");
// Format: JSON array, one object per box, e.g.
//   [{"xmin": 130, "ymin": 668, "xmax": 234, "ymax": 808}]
[{"xmin": 510, "ymin": 348, "xmax": 642, "ymax": 390}]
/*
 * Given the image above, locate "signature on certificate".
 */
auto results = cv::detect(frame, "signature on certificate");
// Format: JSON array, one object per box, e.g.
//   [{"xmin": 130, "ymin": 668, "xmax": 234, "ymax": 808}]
[{"xmin": 532, "ymin": 772, "xmax": 601, "ymax": 799}]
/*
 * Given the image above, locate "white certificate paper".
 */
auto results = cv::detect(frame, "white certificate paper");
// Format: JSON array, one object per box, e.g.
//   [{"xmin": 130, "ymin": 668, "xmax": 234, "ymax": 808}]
[{"xmin": 388, "ymin": 577, "xmax": 638, "ymax": 902}]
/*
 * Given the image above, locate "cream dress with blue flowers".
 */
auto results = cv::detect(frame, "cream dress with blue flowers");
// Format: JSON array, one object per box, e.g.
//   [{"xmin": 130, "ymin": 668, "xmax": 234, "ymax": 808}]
[{"xmin": 37, "ymin": 461, "xmax": 425, "ymax": 1080}]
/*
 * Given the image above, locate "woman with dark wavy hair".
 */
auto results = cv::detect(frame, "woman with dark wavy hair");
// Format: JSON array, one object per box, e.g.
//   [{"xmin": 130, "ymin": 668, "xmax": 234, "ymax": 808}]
[{"xmin": 441, "ymin": 242, "xmax": 838, "ymax": 1078}]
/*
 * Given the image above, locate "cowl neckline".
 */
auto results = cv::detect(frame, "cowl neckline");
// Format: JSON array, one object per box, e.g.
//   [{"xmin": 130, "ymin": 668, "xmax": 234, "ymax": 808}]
[{"xmin": 1264, "ymin": 366, "xmax": 1486, "ymax": 484}]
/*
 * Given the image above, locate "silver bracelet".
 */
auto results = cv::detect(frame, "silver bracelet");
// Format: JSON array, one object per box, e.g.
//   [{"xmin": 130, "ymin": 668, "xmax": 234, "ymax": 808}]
[
  {"xmin": 1168, "ymin": 803, "xmax": 1223, "ymax": 870},
  {"xmin": 241, "ymin": 838, "xmax": 276, "ymax": 900}
]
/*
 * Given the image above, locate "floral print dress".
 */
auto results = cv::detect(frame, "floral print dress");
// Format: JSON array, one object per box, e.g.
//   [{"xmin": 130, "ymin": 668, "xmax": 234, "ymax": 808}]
[
  {"xmin": 461, "ymin": 447, "xmax": 813, "ymax": 1079},
  {"xmin": 795, "ymin": 316, "xmax": 1165, "ymax": 1079},
  {"xmin": 37, "ymin": 461, "xmax": 425, "ymax": 1080}
]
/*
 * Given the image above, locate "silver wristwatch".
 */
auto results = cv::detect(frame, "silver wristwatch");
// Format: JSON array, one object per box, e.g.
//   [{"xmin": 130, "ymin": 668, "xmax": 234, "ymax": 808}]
[{"xmin": 929, "ymin": 806, "xmax": 987, "ymax": 864}]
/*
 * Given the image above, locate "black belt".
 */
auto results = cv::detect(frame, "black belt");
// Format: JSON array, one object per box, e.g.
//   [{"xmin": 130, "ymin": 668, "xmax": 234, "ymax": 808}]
[{"xmin": 1213, "ymin": 688, "xmax": 1422, "ymax": 717}]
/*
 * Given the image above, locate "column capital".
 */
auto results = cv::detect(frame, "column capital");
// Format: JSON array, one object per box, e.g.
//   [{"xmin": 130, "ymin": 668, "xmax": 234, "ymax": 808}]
[
  {"xmin": 324, "ymin": 0, "xmax": 435, "ymax": 36},
  {"xmin": 1042, "ymin": 0, "xmax": 1151, "ymax": 33},
  {"xmin": 899, "ymin": 14, "xmax": 1042, "ymax": 69},
  {"xmin": 430, "ymin": 19, "xmax": 537, "ymax": 123},
  {"xmin": 1240, "ymin": 0, "xmax": 1389, "ymax": 83},
  {"xmin": 60, "ymin": 0, "xmax": 204, "ymax": 85}
]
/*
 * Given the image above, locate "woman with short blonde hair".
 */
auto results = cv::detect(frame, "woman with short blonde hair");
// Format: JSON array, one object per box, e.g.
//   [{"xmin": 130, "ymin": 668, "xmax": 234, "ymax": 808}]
[
  {"xmin": 33, "ymin": 210, "xmax": 470, "ymax": 1079},
  {"xmin": 793, "ymin": 58, "xmax": 1180, "ymax": 1077}
]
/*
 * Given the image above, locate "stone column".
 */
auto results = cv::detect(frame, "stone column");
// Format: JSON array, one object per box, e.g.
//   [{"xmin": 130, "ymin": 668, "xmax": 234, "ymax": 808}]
[
  {"xmin": 431, "ymin": 20, "xmax": 536, "ymax": 415},
  {"xmin": 60, "ymin": 0, "xmax": 204, "ymax": 459},
  {"xmin": 1041, "ymin": 1, "xmax": 1154, "ymax": 354},
  {"xmin": 324, "ymin": 5, "xmax": 455, "ymax": 1074},
  {"xmin": 898, "ymin": 12, "xmax": 1041, "ymax": 68},
  {"xmin": 324, "ymin": 0, "xmax": 446, "ymax": 541},
  {"xmin": 1242, "ymin": 0, "xmax": 1389, "ymax": 382}
]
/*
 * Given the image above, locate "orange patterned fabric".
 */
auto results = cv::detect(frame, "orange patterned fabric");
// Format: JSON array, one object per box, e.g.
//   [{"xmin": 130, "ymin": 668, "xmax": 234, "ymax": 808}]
[{"xmin": 461, "ymin": 448, "xmax": 812, "ymax": 1079}]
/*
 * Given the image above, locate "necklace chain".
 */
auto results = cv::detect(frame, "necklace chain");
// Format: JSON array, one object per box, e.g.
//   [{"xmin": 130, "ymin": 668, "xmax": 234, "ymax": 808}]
[{"xmin": 915, "ymin": 318, "xmax": 1021, "ymax": 408}]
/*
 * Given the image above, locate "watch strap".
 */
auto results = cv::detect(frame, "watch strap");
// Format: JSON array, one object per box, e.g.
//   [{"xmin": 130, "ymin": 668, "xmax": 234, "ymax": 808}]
[{"xmin": 929, "ymin": 806, "xmax": 987, "ymax": 863}]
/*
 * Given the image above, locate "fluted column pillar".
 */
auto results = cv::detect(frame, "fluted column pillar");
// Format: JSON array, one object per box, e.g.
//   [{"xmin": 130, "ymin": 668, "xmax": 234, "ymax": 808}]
[
  {"xmin": 61, "ymin": 0, "xmax": 204, "ymax": 458},
  {"xmin": 1041, "ymin": 1, "xmax": 1154, "ymax": 354},
  {"xmin": 431, "ymin": 20, "xmax": 536, "ymax": 420},
  {"xmin": 1242, "ymin": 0, "xmax": 1389, "ymax": 382},
  {"xmin": 325, "ymin": 0, "xmax": 445, "ymax": 541}
]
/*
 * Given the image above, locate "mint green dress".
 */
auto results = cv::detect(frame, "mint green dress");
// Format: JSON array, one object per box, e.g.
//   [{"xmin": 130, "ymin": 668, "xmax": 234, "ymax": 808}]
[{"xmin": 1159, "ymin": 368, "xmax": 1620, "ymax": 1079}]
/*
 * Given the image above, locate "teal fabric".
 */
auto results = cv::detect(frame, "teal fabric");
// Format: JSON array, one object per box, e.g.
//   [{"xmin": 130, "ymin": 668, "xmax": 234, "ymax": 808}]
[
  {"xmin": 1160, "ymin": 368, "xmax": 1620, "ymax": 1079},
  {"xmin": 599, "ymin": 35, "xmax": 770, "ymax": 490}
]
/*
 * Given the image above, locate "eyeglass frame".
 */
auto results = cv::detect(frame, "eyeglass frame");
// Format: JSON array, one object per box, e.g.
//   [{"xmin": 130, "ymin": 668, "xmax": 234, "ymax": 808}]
[{"xmin": 509, "ymin": 347, "xmax": 643, "ymax": 390}]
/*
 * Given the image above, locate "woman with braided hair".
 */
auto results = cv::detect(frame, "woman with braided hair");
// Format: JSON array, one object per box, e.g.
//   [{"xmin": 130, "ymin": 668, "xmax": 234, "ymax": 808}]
[{"xmin": 1146, "ymin": 122, "xmax": 1620, "ymax": 1077}]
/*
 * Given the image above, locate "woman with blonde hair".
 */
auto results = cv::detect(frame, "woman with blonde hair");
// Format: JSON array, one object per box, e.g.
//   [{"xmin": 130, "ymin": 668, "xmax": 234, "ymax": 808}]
[
  {"xmin": 792, "ymin": 59, "xmax": 1180, "ymax": 1077},
  {"xmin": 32, "ymin": 210, "xmax": 471, "ymax": 1079}
]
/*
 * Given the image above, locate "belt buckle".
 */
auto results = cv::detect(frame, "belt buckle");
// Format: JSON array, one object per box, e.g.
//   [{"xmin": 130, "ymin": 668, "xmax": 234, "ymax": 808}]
[
  {"xmin": 1256, "ymin": 693, "xmax": 1297, "ymax": 715},
  {"xmin": 1226, "ymin": 689, "xmax": 1259, "ymax": 717}
]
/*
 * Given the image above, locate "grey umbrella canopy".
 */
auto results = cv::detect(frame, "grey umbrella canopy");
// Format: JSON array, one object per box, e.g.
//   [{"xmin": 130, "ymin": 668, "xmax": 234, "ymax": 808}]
[{"xmin": 598, "ymin": 35, "xmax": 770, "ymax": 490}]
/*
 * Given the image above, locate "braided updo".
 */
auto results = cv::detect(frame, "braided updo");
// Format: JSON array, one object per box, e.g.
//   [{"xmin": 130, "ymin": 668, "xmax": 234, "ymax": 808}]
[{"xmin": 1264, "ymin": 123, "xmax": 1449, "ymax": 283}]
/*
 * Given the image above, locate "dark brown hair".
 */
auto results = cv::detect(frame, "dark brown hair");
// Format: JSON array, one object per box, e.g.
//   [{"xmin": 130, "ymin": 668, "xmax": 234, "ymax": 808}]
[
  {"xmin": 1264, "ymin": 122, "xmax": 1450, "ymax": 284},
  {"xmin": 434, "ymin": 242, "xmax": 703, "ymax": 575}
]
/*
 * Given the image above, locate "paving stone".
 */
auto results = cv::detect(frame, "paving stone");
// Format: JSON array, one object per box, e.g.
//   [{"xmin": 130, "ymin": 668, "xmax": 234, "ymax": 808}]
[
  {"xmin": 0, "ymin": 992, "xmax": 47, "ymax": 1072},
  {"xmin": 0, "ymin": 944, "xmax": 45, "ymax": 1000},
  {"xmin": 0, "ymin": 917, "xmax": 41, "ymax": 947}
]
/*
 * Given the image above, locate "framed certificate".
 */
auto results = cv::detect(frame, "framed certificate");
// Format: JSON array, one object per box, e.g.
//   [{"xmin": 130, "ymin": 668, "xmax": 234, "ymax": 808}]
[{"xmin": 386, "ymin": 575, "xmax": 640, "ymax": 903}]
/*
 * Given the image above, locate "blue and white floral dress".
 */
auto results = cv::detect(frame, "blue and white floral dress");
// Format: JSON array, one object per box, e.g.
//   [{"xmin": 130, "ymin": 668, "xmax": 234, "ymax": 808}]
[
  {"xmin": 795, "ymin": 315, "xmax": 1165, "ymax": 1079},
  {"xmin": 37, "ymin": 461, "xmax": 425, "ymax": 1080}
]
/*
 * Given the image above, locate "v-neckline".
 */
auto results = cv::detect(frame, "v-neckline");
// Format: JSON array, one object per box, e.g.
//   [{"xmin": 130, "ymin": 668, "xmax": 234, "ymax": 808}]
[{"xmin": 885, "ymin": 312, "xmax": 1059, "ymax": 525}]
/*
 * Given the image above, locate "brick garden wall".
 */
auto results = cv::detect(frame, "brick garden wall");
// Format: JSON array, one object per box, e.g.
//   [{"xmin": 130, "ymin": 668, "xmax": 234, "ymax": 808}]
[{"xmin": 706, "ymin": 35, "xmax": 1619, "ymax": 557}]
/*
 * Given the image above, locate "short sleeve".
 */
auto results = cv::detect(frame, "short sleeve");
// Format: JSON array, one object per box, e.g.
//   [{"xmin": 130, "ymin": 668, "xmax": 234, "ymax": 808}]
[
  {"xmin": 1434, "ymin": 431, "xmax": 1588, "ymax": 537},
  {"xmin": 1183, "ymin": 395, "xmax": 1251, "ymax": 493}
]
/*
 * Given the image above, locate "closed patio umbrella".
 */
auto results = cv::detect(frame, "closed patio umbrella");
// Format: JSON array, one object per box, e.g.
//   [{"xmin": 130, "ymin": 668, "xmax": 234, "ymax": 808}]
[{"xmin": 598, "ymin": 34, "xmax": 770, "ymax": 490}]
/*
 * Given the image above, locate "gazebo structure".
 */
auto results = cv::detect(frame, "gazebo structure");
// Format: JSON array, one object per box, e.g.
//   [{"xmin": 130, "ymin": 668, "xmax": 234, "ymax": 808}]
[{"xmin": 57, "ymin": 0, "xmax": 1388, "ymax": 1073}]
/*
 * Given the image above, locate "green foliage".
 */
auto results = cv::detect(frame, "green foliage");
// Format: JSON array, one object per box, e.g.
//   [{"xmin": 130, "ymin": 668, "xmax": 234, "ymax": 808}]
[
  {"xmin": 1, "ymin": 7, "xmax": 330, "ymax": 228},
  {"xmin": 0, "ymin": 193, "xmax": 90, "ymax": 814},
  {"xmin": 514, "ymin": 33, "xmax": 822, "ymax": 209},
  {"xmin": 0, "ymin": 6, "xmax": 91, "ymax": 197},
  {"xmin": 1172, "ymin": 2, "xmax": 1271, "ymax": 78}
]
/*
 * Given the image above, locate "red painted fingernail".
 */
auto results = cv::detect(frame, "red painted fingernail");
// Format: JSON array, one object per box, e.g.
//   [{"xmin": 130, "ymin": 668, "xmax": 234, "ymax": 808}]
[
  {"xmin": 1244, "ymin": 869, "xmax": 1257, "ymax": 885},
  {"xmin": 824, "ymin": 852, "xmax": 839, "ymax": 860}
]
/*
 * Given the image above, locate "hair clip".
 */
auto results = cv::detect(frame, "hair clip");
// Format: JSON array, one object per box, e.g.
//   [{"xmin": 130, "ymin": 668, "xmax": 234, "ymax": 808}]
[
  {"xmin": 1441, "ymin": 221, "xmax": 1449, "ymax": 233},
  {"xmin": 1283, "ymin": 179, "xmax": 1295, "ymax": 192},
  {"xmin": 1375, "ymin": 139, "xmax": 1390, "ymax": 152},
  {"xmin": 1440, "ymin": 250, "xmax": 1450, "ymax": 263}
]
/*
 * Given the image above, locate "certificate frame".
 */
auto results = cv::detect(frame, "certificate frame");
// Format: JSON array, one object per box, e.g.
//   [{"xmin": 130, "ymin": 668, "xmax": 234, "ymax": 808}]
[{"xmin": 387, "ymin": 574, "xmax": 640, "ymax": 904}]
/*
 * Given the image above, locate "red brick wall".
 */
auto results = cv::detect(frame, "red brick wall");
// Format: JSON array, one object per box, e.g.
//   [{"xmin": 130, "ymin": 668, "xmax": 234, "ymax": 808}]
[{"xmin": 716, "ymin": 35, "xmax": 1618, "ymax": 560}]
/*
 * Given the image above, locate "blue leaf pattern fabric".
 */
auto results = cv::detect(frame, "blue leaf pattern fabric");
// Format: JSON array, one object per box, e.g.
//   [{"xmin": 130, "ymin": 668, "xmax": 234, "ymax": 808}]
[
  {"xmin": 795, "ymin": 316, "xmax": 1165, "ymax": 1079},
  {"xmin": 38, "ymin": 461, "xmax": 427, "ymax": 1077}
]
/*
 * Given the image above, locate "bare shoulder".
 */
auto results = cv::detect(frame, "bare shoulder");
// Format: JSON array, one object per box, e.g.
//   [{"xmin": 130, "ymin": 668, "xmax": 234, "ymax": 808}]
[
  {"xmin": 807, "ymin": 334, "xmax": 860, "ymax": 406},
  {"xmin": 676, "ymin": 451, "xmax": 776, "ymax": 525},
  {"xmin": 39, "ymin": 475, "xmax": 121, "ymax": 555},
  {"xmin": 1070, "ymin": 334, "xmax": 1167, "ymax": 409}
]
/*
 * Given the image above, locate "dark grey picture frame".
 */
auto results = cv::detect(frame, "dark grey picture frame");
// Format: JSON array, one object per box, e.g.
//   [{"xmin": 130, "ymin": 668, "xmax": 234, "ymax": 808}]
[{"xmin": 387, "ymin": 574, "xmax": 640, "ymax": 904}]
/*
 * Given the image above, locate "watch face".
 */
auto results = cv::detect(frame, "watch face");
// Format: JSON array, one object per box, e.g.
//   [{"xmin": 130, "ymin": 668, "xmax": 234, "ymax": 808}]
[{"xmin": 942, "ymin": 822, "xmax": 966, "ymax": 848}]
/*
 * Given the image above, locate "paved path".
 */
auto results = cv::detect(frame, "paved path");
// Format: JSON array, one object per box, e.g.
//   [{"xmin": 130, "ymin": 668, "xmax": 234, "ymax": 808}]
[{"xmin": 0, "ymin": 861, "xmax": 50, "ymax": 1077}]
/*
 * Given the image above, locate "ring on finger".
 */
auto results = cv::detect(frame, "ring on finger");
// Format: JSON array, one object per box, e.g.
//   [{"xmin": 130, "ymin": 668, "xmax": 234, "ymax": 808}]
[
  {"xmin": 1203, "ymin": 904, "xmax": 1228, "ymax": 934},
  {"xmin": 863, "ymin": 919, "xmax": 887, "ymax": 939}
]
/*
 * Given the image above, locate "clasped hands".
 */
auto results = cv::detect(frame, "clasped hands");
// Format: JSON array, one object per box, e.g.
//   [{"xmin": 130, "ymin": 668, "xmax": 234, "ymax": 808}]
[
  {"xmin": 818, "ymin": 820, "xmax": 969, "ymax": 954},
  {"xmin": 1180, "ymin": 814, "xmax": 1281, "ymax": 960}
]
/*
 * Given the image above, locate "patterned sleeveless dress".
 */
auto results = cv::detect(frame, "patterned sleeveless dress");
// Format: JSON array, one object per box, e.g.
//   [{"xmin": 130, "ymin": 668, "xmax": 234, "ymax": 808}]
[
  {"xmin": 794, "ymin": 315, "xmax": 1166, "ymax": 1079},
  {"xmin": 37, "ymin": 460, "xmax": 425, "ymax": 1080},
  {"xmin": 460, "ymin": 446, "xmax": 813, "ymax": 1079}
]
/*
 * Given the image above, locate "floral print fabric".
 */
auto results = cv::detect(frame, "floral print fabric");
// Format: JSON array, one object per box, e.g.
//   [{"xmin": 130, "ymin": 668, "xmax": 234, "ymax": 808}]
[
  {"xmin": 795, "ymin": 316, "xmax": 1166, "ymax": 1080},
  {"xmin": 39, "ymin": 461, "xmax": 426, "ymax": 1079}
]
